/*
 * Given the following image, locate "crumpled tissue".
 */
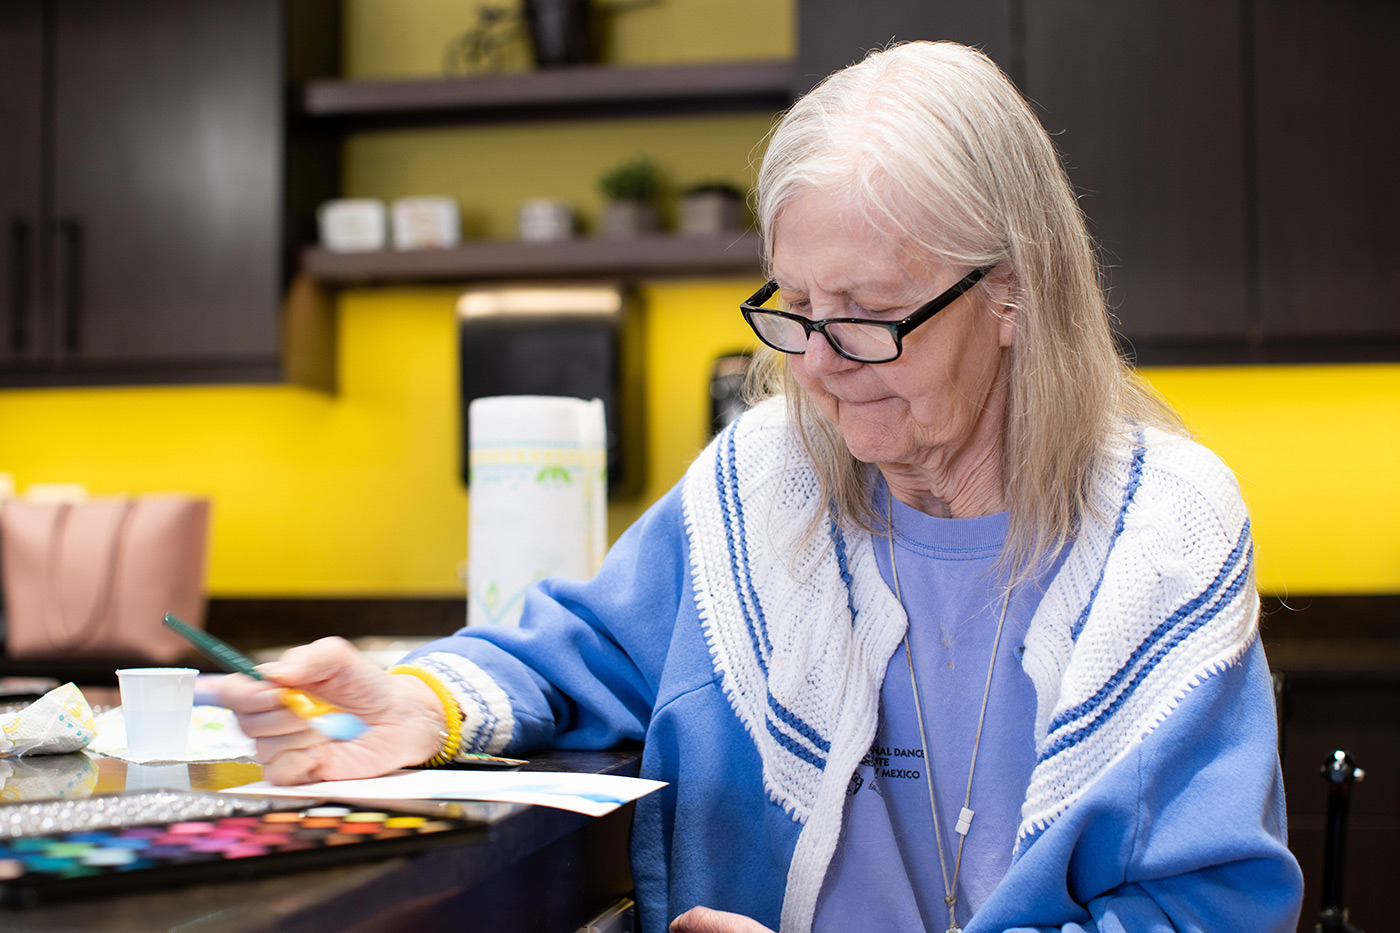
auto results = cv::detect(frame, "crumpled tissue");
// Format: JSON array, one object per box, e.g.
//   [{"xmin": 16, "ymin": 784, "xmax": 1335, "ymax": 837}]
[{"xmin": 0, "ymin": 683, "xmax": 96, "ymax": 757}]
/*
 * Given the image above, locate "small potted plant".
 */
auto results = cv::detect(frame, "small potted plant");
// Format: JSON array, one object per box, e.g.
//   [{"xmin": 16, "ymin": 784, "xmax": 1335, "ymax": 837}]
[
  {"xmin": 680, "ymin": 180, "xmax": 747, "ymax": 236},
  {"xmin": 598, "ymin": 158, "xmax": 663, "ymax": 238}
]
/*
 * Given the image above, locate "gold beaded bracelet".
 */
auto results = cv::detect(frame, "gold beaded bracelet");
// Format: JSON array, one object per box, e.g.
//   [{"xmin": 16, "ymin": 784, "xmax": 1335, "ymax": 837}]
[{"xmin": 388, "ymin": 665, "xmax": 464, "ymax": 767}]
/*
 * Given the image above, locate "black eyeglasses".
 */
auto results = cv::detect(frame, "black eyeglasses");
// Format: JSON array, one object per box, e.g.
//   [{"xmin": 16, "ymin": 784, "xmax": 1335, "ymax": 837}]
[{"xmin": 740, "ymin": 266, "xmax": 992, "ymax": 363}]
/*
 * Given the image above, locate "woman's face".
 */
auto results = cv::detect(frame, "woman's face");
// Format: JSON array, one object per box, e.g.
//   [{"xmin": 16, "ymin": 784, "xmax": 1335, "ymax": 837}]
[{"xmin": 770, "ymin": 192, "xmax": 1015, "ymax": 477}]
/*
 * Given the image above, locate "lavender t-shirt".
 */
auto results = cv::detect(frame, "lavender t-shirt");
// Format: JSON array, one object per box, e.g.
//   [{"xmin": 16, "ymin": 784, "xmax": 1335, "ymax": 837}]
[{"xmin": 814, "ymin": 491, "xmax": 1058, "ymax": 932}]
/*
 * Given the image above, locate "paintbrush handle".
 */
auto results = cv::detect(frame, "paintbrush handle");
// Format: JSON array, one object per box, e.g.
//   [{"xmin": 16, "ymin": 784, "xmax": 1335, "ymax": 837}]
[{"xmin": 162, "ymin": 612, "xmax": 263, "ymax": 679}]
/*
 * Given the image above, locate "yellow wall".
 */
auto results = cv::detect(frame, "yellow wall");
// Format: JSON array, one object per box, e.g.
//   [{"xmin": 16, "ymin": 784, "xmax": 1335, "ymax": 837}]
[
  {"xmin": 0, "ymin": 280, "xmax": 758, "ymax": 595},
  {"xmin": 0, "ymin": 0, "xmax": 1395, "ymax": 599},
  {"xmin": 1140, "ymin": 364, "xmax": 1400, "ymax": 595}
]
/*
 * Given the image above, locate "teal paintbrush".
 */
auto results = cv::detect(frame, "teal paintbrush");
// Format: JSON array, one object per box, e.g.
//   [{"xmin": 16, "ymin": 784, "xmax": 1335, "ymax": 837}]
[{"xmin": 162, "ymin": 613, "xmax": 368, "ymax": 741}]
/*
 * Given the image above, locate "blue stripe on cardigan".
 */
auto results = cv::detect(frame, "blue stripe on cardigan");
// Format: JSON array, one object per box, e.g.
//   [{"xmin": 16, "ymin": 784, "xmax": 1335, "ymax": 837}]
[
  {"xmin": 715, "ymin": 423, "xmax": 828, "ymax": 768},
  {"xmin": 768, "ymin": 695, "xmax": 831, "ymax": 757},
  {"xmin": 1046, "ymin": 519, "xmax": 1253, "ymax": 739},
  {"xmin": 715, "ymin": 426, "xmax": 771, "ymax": 672},
  {"xmin": 725, "ymin": 426, "xmax": 774, "ymax": 660},
  {"xmin": 766, "ymin": 718, "xmax": 827, "ymax": 769},
  {"xmin": 1038, "ymin": 539, "xmax": 1254, "ymax": 765},
  {"xmin": 1070, "ymin": 434, "xmax": 1148, "ymax": 643},
  {"xmin": 830, "ymin": 514, "xmax": 860, "ymax": 628}
]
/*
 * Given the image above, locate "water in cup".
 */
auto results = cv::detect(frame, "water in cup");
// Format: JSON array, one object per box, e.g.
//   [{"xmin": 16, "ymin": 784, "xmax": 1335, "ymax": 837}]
[{"xmin": 115, "ymin": 667, "xmax": 197, "ymax": 761}]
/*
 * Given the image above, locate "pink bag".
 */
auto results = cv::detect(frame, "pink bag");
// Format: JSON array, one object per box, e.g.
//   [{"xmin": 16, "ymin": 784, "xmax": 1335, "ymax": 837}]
[{"xmin": 0, "ymin": 497, "xmax": 211, "ymax": 661}]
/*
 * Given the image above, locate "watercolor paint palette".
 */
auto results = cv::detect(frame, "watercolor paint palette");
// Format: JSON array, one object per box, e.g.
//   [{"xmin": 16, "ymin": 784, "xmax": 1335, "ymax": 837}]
[{"xmin": 0, "ymin": 791, "xmax": 487, "ymax": 907}]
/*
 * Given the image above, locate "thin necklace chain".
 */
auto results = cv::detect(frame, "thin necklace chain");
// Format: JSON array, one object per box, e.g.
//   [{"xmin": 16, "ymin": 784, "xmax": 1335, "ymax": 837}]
[{"xmin": 887, "ymin": 486, "xmax": 1011, "ymax": 933}]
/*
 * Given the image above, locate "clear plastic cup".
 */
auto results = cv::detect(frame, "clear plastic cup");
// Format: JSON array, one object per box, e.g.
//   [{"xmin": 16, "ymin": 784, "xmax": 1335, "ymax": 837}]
[{"xmin": 115, "ymin": 667, "xmax": 198, "ymax": 761}]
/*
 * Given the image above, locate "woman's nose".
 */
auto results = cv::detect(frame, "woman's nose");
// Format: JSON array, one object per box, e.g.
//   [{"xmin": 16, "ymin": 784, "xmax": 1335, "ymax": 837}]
[{"xmin": 801, "ymin": 327, "xmax": 858, "ymax": 375}]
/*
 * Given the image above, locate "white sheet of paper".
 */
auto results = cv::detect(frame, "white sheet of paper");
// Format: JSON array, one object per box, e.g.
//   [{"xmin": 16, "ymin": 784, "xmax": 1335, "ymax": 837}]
[{"xmin": 224, "ymin": 769, "xmax": 666, "ymax": 818}]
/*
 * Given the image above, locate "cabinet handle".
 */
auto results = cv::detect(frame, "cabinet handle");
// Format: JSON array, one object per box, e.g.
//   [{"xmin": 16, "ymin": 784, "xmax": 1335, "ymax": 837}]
[
  {"xmin": 55, "ymin": 218, "xmax": 84, "ymax": 352},
  {"xmin": 8, "ymin": 219, "xmax": 31, "ymax": 351}
]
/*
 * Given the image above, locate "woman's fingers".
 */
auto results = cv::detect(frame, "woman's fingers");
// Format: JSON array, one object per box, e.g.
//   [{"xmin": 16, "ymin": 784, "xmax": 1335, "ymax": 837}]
[
  {"xmin": 217, "ymin": 640, "xmax": 450, "ymax": 784},
  {"xmin": 218, "ymin": 673, "xmax": 313, "ymax": 749},
  {"xmin": 260, "ymin": 637, "xmax": 397, "ymax": 715},
  {"xmin": 250, "ymin": 723, "xmax": 323, "ymax": 760},
  {"xmin": 670, "ymin": 907, "xmax": 775, "ymax": 933},
  {"xmin": 302, "ymin": 673, "xmax": 446, "ymax": 780},
  {"xmin": 259, "ymin": 746, "xmax": 324, "ymax": 786},
  {"xmin": 260, "ymin": 636, "xmax": 358, "ymax": 685},
  {"xmin": 217, "ymin": 671, "xmax": 283, "ymax": 716},
  {"xmin": 306, "ymin": 730, "xmax": 422, "ymax": 780}
]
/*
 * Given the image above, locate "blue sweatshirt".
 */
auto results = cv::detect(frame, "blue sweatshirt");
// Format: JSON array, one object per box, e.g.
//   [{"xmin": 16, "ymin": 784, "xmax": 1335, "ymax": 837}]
[{"xmin": 404, "ymin": 401, "xmax": 1303, "ymax": 933}]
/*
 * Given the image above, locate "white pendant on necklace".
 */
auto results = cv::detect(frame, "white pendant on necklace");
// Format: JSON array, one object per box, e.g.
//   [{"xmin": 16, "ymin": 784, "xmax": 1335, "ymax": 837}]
[
  {"xmin": 946, "ymin": 925, "xmax": 963, "ymax": 933},
  {"xmin": 954, "ymin": 806, "xmax": 974, "ymax": 836}
]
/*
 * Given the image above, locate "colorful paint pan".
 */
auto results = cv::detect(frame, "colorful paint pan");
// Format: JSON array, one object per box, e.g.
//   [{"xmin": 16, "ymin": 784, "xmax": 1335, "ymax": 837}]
[{"xmin": 0, "ymin": 797, "xmax": 485, "ymax": 908}]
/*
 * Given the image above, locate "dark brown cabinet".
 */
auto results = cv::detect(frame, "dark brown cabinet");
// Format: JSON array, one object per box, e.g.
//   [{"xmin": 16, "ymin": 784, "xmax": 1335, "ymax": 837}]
[
  {"xmin": 1022, "ymin": 1, "xmax": 1251, "ymax": 348},
  {"xmin": 0, "ymin": 2, "xmax": 45, "ymax": 371},
  {"xmin": 797, "ymin": 0, "xmax": 1017, "ymax": 93},
  {"xmin": 1253, "ymin": 0, "xmax": 1400, "ymax": 345},
  {"xmin": 796, "ymin": 0, "xmax": 1400, "ymax": 363},
  {"xmin": 0, "ymin": 0, "xmax": 339, "ymax": 387}
]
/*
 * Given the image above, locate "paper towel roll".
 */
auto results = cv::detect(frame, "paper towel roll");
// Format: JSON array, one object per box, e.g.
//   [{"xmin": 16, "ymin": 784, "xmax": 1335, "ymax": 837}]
[{"xmin": 468, "ymin": 396, "xmax": 607, "ymax": 626}]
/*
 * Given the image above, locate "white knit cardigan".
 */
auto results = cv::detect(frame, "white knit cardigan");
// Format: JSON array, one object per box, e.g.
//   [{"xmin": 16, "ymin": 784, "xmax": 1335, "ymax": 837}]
[{"xmin": 680, "ymin": 399, "xmax": 1259, "ymax": 933}]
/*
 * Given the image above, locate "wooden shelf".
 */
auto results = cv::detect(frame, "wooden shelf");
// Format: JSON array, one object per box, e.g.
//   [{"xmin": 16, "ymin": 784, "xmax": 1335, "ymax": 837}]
[
  {"xmin": 302, "ymin": 231, "xmax": 764, "ymax": 286},
  {"xmin": 301, "ymin": 60, "xmax": 795, "ymax": 126},
  {"xmin": 297, "ymin": 63, "xmax": 782, "ymax": 287}
]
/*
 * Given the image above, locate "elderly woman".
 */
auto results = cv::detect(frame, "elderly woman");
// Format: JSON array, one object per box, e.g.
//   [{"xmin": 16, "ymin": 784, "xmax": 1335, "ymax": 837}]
[{"xmin": 221, "ymin": 41, "xmax": 1302, "ymax": 933}]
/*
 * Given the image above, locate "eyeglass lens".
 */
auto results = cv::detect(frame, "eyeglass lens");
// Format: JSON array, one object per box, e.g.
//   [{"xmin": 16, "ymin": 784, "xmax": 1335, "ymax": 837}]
[{"xmin": 747, "ymin": 307, "xmax": 900, "ymax": 362}]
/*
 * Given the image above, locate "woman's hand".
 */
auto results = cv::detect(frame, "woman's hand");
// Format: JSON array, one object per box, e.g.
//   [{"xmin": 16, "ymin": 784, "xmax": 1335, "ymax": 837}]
[
  {"xmin": 217, "ymin": 636, "xmax": 445, "ymax": 785},
  {"xmin": 670, "ymin": 907, "xmax": 775, "ymax": 933}
]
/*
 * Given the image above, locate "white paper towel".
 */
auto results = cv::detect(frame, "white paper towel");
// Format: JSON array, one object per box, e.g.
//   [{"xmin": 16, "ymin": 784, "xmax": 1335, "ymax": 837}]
[{"xmin": 468, "ymin": 396, "xmax": 607, "ymax": 626}]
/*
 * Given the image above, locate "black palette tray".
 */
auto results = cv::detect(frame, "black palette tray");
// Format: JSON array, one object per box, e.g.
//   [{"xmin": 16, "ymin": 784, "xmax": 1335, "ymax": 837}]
[{"xmin": 0, "ymin": 789, "xmax": 487, "ymax": 908}]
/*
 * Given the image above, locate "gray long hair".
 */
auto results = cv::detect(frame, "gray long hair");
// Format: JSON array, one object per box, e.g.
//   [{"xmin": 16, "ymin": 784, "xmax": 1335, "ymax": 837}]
[{"xmin": 749, "ymin": 40, "xmax": 1180, "ymax": 580}]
